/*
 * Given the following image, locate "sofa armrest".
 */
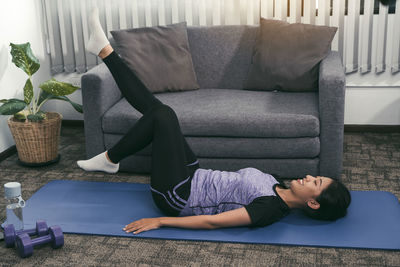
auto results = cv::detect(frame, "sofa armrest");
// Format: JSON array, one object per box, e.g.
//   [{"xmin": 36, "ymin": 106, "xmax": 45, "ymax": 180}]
[
  {"xmin": 81, "ymin": 63, "xmax": 122, "ymax": 158},
  {"xmin": 318, "ymin": 50, "xmax": 346, "ymax": 179}
]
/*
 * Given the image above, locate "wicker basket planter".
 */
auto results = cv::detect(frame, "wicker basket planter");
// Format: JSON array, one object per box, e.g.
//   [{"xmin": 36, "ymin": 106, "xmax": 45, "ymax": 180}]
[{"xmin": 7, "ymin": 112, "xmax": 62, "ymax": 166}]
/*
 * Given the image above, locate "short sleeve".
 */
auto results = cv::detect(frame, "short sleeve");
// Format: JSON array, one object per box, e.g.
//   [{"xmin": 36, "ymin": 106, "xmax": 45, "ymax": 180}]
[{"xmin": 244, "ymin": 196, "xmax": 287, "ymax": 227}]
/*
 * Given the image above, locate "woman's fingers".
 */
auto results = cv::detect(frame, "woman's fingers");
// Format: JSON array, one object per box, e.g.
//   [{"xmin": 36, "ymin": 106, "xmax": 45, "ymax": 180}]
[
  {"xmin": 124, "ymin": 219, "xmax": 143, "ymax": 230},
  {"xmin": 124, "ymin": 223, "xmax": 142, "ymax": 233},
  {"xmin": 126, "ymin": 225, "xmax": 152, "ymax": 234},
  {"xmin": 133, "ymin": 227, "xmax": 147, "ymax": 234}
]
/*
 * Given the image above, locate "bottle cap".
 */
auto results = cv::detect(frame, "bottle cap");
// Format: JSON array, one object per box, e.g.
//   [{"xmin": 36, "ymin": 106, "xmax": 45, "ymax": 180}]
[{"xmin": 4, "ymin": 182, "xmax": 22, "ymax": 199}]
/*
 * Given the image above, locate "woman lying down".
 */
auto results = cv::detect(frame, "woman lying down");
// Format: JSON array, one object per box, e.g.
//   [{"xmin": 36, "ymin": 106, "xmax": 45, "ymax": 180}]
[{"xmin": 77, "ymin": 8, "xmax": 351, "ymax": 235}]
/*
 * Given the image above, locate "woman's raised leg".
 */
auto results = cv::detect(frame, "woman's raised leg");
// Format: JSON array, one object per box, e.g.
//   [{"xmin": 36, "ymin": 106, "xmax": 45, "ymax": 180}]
[
  {"xmin": 101, "ymin": 49, "xmax": 163, "ymax": 114},
  {"xmin": 78, "ymin": 8, "xmax": 197, "ymax": 176},
  {"xmin": 87, "ymin": 7, "xmax": 162, "ymax": 114}
]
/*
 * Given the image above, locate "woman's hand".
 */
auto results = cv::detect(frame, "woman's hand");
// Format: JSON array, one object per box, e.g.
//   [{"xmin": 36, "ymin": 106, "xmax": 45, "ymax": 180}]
[{"xmin": 123, "ymin": 218, "xmax": 162, "ymax": 234}]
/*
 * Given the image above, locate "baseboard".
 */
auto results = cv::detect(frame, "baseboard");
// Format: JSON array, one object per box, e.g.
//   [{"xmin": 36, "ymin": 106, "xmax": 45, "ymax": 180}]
[
  {"xmin": 344, "ymin": 125, "xmax": 400, "ymax": 132},
  {"xmin": 0, "ymin": 145, "xmax": 16, "ymax": 162}
]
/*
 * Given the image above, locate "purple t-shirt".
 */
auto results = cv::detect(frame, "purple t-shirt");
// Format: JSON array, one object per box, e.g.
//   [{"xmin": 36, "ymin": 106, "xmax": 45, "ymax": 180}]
[{"xmin": 179, "ymin": 167, "xmax": 290, "ymax": 227}]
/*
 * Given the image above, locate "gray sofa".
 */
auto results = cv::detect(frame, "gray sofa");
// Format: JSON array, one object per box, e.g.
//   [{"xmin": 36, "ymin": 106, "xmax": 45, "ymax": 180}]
[{"xmin": 81, "ymin": 25, "xmax": 345, "ymax": 179}]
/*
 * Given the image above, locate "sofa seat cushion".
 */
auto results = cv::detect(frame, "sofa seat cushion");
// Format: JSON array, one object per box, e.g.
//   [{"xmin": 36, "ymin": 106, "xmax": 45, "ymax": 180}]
[{"xmin": 102, "ymin": 89, "xmax": 320, "ymax": 138}]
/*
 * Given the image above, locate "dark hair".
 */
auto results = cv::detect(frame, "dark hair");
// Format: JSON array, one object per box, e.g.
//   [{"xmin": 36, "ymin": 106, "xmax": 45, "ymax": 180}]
[{"xmin": 304, "ymin": 179, "xmax": 351, "ymax": 221}]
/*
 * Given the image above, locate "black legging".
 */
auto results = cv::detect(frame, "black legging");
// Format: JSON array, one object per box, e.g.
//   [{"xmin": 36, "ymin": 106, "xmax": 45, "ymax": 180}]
[{"xmin": 103, "ymin": 51, "xmax": 199, "ymax": 216}]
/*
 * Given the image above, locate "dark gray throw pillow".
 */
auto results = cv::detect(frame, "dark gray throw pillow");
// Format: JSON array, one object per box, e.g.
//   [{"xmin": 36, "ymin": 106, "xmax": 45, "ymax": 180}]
[
  {"xmin": 111, "ymin": 22, "xmax": 199, "ymax": 94},
  {"xmin": 244, "ymin": 18, "xmax": 337, "ymax": 92}
]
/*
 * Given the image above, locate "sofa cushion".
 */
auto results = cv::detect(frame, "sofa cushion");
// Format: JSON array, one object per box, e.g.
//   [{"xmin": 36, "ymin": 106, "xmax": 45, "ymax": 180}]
[
  {"xmin": 104, "ymin": 134, "xmax": 320, "ymax": 159},
  {"xmin": 102, "ymin": 89, "xmax": 319, "ymax": 138},
  {"xmin": 244, "ymin": 18, "xmax": 337, "ymax": 92},
  {"xmin": 110, "ymin": 22, "xmax": 199, "ymax": 93},
  {"xmin": 187, "ymin": 25, "xmax": 258, "ymax": 89}
]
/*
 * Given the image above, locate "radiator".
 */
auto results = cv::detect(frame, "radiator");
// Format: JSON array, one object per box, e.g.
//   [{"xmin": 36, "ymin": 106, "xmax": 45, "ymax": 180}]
[{"xmin": 41, "ymin": 0, "xmax": 400, "ymax": 76}]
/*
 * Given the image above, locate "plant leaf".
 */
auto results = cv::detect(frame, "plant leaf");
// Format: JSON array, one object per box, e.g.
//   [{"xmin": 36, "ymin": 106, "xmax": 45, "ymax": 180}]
[
  {"xmin": 37, "ymin": 90, "xmax": 51, "ymax": 106},
  {"xmin": 0, "ymin": 99, "xmax": 27, "ymax": 115},
  {"xmin": 39, "ymin": 78, "xmax": 79, "ymax": 96},
  {"xmin": 38, "ymin": 90, "xmax": 83, "ymax": 113},
  {"xmin": 9, "ymin": 43, "xmax": 40, "ymax": 76},
  {"xmin": 27, "ymin": 111, "xmax": 46, "ymax": 122},
  {"xmin": 62, "ymin": 96, "xmax": 83, "ymax": 113},
  {"xmin": 0, "ymin": 98, "xmax": 24, "ymax": 103},
  {"xmin": 23, "ymin": 78, "xmax": 34, "ymax": 104},
  {"xmin": 14, "ymin": 110, "xmax": 30, "ymax": 121}
]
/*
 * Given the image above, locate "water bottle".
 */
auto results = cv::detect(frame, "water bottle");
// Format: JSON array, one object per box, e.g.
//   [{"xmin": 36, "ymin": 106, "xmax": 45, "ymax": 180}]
[{"xmin": 4, "ymin": 182, "xmax": 25, "ymax": 231}]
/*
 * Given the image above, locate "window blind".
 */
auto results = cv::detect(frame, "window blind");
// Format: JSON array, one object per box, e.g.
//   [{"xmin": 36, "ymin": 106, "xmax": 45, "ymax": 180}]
[{"xmin": 41, "ymin": 0, "xmax": 400, "ymax": 75}]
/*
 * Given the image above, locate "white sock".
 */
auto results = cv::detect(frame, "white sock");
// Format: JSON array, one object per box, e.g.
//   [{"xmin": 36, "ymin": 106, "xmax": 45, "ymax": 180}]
[
  {"xmin": 86, "ymin": 7, "xmax": 110, "ymax": 56},
  {"xmin": 77, "ymin": 151, "xmax": 119, "ymax": 174}
]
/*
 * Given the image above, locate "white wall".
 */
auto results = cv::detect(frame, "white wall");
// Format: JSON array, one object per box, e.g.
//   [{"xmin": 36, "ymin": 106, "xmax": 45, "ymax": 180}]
[
  {"xmin": 345, "ymin": 70, "xmax": 400, "ymax": 125},
  {"xmin": 0, "ymin": 0, "xmax": 51, "ymax": 154},
  {"xmin": 345, "ymin": 87, "xmax": 400, "ymax": 124}
]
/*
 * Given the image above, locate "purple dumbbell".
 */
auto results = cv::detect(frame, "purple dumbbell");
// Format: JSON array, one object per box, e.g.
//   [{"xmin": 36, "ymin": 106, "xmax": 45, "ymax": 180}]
[
  {"xmin": 4, "ymin": 220, "xmax": 48, "ymax": 248},
  {"xmin": 15, "ymin": 225, "xmax": 64, "ymax": 258}
]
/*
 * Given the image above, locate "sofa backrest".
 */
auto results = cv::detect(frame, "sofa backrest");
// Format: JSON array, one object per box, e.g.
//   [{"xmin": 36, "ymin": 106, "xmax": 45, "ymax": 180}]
[
  {"xmin": 110, "ymin": 25, "xmax": 259, "ymax": 90},
  {"xmin": 187, "ymin": 25, "xmax": 258, "ymax": 89}
]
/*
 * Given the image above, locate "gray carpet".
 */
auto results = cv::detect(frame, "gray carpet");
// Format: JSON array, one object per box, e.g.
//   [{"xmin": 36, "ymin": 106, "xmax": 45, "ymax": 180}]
[{"xmin": 0, "ymin": 126, "xmax": 399, "ymax": 266}]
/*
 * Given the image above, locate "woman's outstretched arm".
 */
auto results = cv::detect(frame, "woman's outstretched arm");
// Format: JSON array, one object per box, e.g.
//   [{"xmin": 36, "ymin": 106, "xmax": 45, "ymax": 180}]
[{"xmin": 123, "ymin": 208, "xmax": 252, "ymax": 234}]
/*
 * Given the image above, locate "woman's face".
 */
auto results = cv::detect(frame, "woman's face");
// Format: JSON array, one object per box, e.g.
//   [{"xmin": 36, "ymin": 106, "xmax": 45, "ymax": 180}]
[{"xmin": 289, "ymin": 175, "xmax": 333, "ymax": 208}]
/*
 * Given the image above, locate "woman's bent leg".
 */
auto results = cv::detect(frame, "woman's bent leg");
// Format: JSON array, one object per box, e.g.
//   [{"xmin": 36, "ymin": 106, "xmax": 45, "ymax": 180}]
[
  {"xmin": 107, "ymin": 106, "xmax": 158, "ymax": 163},
  {"xmin": 107, "ymin": 104, "xmax": 197, "ymax": 166},
  {"xmin": 149, "ymin": 105, "xmax": 199, "ymax": 216},
  {"xmin": 108, "ymin": 105, "xmax": 199, "ymax": 216},
  {"xmin": 107, "ymin": 104, "xmax": 198, "ymax": 215}
]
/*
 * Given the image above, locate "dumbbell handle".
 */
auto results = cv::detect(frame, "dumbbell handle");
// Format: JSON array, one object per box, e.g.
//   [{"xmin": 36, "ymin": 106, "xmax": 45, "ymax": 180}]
[
  {"xmin": 31, "ymin": 234, "xmax": 52, "ymax": 246},
  {"xmin": 16, "ymin": 228, "xmax": 37, "ymax": 236}
]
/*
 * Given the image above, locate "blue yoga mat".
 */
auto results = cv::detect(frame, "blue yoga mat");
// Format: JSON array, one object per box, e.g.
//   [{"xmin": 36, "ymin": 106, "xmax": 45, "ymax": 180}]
[{"xmin": 5, "ymin": 180, "xmax": 400, "ymax": 250}]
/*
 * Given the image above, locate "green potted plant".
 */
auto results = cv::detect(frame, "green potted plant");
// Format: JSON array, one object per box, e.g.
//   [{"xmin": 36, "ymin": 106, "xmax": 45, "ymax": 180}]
[{"xmin": 0, "ymin": 42, "xmax": 82, "ymax": 166}]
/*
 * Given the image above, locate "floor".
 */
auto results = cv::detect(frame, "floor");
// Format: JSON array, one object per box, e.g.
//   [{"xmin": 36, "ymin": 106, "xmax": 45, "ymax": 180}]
[{"xmin": 0, "ymin": 126, "xmax": 399, "ymax": 266}]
